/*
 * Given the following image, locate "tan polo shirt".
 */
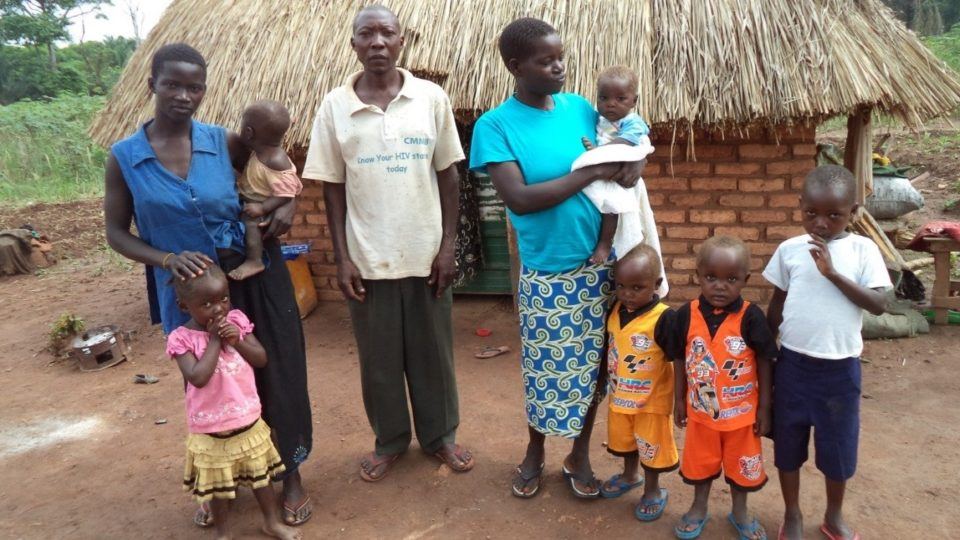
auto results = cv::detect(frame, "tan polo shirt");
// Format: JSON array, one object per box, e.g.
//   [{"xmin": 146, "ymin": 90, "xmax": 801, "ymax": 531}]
[{"xmin": 303, "ymin": 68, "xmax": 464, "ymax": 280}]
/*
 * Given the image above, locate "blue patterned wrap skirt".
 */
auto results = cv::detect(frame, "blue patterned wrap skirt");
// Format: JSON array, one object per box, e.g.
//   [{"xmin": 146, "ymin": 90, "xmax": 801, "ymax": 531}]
[{"xmin": 517, "ymin": 261, "xmax": 612, "ymax": 438}]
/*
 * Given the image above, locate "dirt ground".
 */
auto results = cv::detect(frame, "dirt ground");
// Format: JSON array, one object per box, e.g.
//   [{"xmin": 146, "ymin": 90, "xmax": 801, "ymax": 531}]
[{"xmin": 0, "ymin": 247, "xmax": 958, "ymax": 540}]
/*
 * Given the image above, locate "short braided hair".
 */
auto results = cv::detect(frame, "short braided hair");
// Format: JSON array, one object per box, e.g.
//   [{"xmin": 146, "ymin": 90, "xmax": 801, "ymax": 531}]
[
  {"xmin": 171, "ymin": 264, "xmax": 227, "ymax": 304},
  {"xmin": 498, "ymin": 17, "xmax": 557, "ymax": 65}
]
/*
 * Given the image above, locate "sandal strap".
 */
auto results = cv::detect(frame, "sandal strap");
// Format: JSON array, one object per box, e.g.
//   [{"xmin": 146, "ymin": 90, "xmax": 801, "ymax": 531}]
[{"xmin": 515, "ymin": 462, "xmax": 544, "ymax": 481}]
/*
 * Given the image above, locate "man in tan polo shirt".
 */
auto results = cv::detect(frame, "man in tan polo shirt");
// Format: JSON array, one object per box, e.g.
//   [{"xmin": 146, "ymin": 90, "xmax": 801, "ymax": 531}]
[{"xmin": 303, "ymin": 5, "xmax": 473, "ymax": 482}]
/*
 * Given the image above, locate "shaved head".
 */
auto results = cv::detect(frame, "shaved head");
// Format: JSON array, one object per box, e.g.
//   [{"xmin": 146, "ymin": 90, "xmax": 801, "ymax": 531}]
[
  {"xmin": 242, "ymin": 100, "xmax": 290, "ymax": 145},
  {"xmin": 803, "ymin": 165, "xmax": 856, "ymax": 205},
  {"xmin": 616, "ymin": 243, "xmax": 662, "ymax": 279},
  {"xmin": 353, "ymin": 4, "xmax": 400, "ymax": 33}
]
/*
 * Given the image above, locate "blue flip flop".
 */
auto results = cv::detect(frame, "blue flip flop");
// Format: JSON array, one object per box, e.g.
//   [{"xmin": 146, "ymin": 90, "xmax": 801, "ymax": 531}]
[
  {"xmin": 675, "ymin": 514, "xmax": 710, "ymax": 539},
  {"xmin": 634, "ymin": 487, "xmax": 668, "ymax": 521},
  {"xmin": 601, "ymin": 473, "xmax": 644, "ymax": 498},
  {"xmin": 728, "ymin": 513, "xmax": 767, "ymax": 540}
]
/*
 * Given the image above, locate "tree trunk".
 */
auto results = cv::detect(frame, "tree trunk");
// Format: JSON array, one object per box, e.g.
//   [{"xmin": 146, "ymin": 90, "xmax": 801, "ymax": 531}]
[{"xmin": 47, "ymin": 42, "xmax": 57, "ymax": 70}]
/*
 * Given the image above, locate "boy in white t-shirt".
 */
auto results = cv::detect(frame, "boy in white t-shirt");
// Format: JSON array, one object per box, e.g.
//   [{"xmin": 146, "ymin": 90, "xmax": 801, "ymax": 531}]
[{"xmin": 763, "ymin": 165, "xmax": 891, "ymax": 540}]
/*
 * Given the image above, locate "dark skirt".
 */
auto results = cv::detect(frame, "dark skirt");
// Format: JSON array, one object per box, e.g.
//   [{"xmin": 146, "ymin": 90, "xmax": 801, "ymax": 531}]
[{"xmin": 219, "ymin": 240, "xmax": 312, "ymax": 475}]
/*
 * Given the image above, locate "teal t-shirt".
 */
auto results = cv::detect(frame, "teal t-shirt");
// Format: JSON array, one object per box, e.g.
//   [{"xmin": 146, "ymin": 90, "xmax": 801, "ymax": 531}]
[{"xmin": 469, "ymin": 93, "xmax": 600, "ymax": 273}]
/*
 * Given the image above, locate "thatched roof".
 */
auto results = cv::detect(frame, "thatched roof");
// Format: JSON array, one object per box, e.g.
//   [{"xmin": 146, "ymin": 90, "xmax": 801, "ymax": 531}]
[{"xmin": 90, "ymin": 0, "xmax": 960, "ymax": 148}]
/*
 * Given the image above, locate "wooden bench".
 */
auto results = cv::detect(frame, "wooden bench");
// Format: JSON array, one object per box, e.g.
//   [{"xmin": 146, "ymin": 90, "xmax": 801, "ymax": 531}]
[{"xmin": 927, "ymin": 238, "xmax": 960, "ymax": 324}]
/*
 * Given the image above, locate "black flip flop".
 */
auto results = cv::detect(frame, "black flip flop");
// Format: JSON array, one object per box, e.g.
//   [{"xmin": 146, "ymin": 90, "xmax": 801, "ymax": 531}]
[
  {"xmin": 512, "ymin": 462, "xmax": 545, "ymax": 498},
  {"xmin": 562, "ymin": 465, "xmax": 601, "ymax": 499}
]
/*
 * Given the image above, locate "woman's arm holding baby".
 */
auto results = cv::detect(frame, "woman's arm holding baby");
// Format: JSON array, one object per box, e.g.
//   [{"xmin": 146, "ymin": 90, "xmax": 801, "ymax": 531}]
[{"xmin": 487, "ymin": 160, "xmax": 643, "ymax": 215}]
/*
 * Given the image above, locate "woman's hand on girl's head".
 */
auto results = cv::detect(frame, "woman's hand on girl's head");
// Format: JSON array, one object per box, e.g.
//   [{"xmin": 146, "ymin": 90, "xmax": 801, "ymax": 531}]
[{"xmin": 168, "ymin": 251, "xmax": 213, "ymax": 280}]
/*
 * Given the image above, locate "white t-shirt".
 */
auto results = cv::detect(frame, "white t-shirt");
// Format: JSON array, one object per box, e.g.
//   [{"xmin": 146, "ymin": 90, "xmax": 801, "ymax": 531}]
[
  {"xmin": 762, "ymin": 233, "xmax": 891, "ymax": 359},
  {"xmin": 302, "ymin": 69, "xmax": 465, "ymax": 280}
]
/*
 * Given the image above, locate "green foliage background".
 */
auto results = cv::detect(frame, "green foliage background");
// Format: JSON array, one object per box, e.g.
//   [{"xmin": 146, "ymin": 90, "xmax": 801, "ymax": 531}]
[
  {"xmin": 924, "ymin": 25, "xmax": 960, "ymax": 74},
  {"xmin": 0, "ymin": 94, "xmax": 107, "ymax": 205}
]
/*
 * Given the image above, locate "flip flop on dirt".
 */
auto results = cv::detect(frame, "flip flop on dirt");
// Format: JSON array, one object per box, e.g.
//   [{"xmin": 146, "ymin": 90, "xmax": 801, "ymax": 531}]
[
  {"xmin": 193, "ymin": 502, "xmax": 213, "ymax": 528},
  {"xmin": 600, "ymin": 473, "xmax": 644, "ymax": 498},
  {"xmin": 133, "ymin": 374, "xmax": 158, "ymax": 384},
  {"xmin": 728, "ymin": 513, "xmax": 767, "ymax": 540},
  {"xmin": 511, "ymin": 462, "xmax": 545, "ymax": 498},
  {"xmin": 819, "ymin": 523, "xmax": 860, "ymax": 540},
  {"xmin": 359, "ymin": 451, "xmax": 401, "ymax": 482},
  {"xmin": 282, "ymin": 496, "xmax": 313, "ymax": 526},
  {"xmin": 675, "ymin": 514, "xmax": 710, "ymax": 539},
  {"xmin": 634, "ymin": 488, "xmax": 669, "ymax": 522},
  {"xmin": 474, "ymin": 346, "xmax": 510, "ymax": 359},
  {"xmin": 561, "ymin": 464, "xmax": 601, "ymax": 499},
  {"xmin": 432, "ymin": 443, "xmax": 475, "ymax": 472}
]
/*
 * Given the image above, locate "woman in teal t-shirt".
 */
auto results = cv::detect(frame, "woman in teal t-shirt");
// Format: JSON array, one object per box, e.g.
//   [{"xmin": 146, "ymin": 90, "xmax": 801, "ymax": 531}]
[{"xmin": 470, "ymin": 18, "xmax": 646, "ymax": 499}]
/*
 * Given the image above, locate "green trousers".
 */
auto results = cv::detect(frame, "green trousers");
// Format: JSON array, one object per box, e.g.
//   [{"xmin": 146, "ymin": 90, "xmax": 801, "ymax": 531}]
[{"xmin": 347, "ymin": 277, "xmax": 459, "ymax": 456}]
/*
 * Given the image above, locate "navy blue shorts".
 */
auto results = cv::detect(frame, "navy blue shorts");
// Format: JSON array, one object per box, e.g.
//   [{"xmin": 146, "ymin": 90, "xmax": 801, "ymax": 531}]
[{"xmin": 773, "ymin": 347, "xmax": 861, "ymax": 481}]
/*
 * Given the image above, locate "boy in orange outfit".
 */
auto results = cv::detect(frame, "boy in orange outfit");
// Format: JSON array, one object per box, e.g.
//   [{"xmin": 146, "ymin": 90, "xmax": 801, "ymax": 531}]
[
  {"xmin": 600, "ymin": 243, "xmax": 679, "ymax": 522},
  {"xmin": 672, "ymin": 236, "xmax": 778, "ymax": 540}
]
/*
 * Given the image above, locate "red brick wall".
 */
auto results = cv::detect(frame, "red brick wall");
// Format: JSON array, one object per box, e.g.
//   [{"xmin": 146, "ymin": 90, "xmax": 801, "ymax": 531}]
[
  {"xmin": 286, "ymin": 152, "xmax": 344, "ymax": 302},
  {"xmin": 646, "ymin": 124, "xmax": 816, "ymax": 303},
  {"xmin": 287, "ymin": 123, "xmax": 817, "ymax": 303}
]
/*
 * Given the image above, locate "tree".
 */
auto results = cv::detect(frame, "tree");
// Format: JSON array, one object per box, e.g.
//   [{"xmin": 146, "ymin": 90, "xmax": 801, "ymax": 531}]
[
  {"xmin": 0, "ymin": 0, "xmax": 111, "ymax": 69},
  {"xmin": 882, "ymin": 0, "xmax": 959, "ymax": 35},
  {"xmin": 59, "ymin": 36, "xmax": 135, "ymax": 94}
]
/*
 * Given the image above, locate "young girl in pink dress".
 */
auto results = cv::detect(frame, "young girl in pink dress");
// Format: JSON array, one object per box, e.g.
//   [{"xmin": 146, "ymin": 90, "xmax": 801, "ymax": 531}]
[{"xmin": 166, "ymin": 264, "xmax": 301, "ymax": 540}]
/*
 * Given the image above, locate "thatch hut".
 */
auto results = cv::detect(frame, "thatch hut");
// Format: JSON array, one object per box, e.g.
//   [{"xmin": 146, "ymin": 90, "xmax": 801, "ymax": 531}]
[{"xmin": 90, "ymin": 0, "xmax": 960, "ymax": 302}]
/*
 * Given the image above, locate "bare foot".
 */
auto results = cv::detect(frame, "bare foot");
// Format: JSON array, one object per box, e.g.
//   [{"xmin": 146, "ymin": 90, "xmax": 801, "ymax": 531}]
[
  {"xmin": 262, "ymin": 520, "xmax": 303, "ymax": 540},
  {"xmin": 782, "ymin": 510, "xmax": 802, "ymax": 540},
  {"xmin": 228, "ymin": 259, "xmax": 265, "ymax": 280},
  {"xmin": 589, "ymin": 243, "xmax": 612, "ymax": 265}
]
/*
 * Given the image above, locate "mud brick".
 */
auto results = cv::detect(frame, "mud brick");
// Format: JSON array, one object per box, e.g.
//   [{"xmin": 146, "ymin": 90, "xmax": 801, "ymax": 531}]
[
  {"xmin": 718, "ymin": 194, "xmax": 765, "ymax": 208},
  {"xmin": 739, "ymin": 144, "xmax": 790, "ymax": 159},
  {"xmin": 739, "ymin": 178, "xmax": 785, "ymax": 192}
]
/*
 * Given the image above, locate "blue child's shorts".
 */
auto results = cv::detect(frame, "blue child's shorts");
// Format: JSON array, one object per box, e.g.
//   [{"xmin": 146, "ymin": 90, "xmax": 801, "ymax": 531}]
[{"xmin": 773, "ymin": 347, "xmax": 861, "ymax": 481}]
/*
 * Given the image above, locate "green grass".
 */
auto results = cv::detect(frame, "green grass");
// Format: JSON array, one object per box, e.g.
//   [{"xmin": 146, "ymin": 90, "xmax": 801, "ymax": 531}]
[
  {"xmin": 0, "ymin": 95, "xmax": 107, "ymax": 208},
  {"xmin": 924, "ymin": 25, "xmax": 960, "ymax": 74}
]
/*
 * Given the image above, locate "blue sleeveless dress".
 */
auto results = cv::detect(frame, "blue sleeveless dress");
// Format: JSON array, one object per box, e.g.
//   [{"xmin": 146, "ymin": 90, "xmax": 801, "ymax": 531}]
[{"xmin": 111, "ymin": 120, "xmax": 245, "ymax": 334}]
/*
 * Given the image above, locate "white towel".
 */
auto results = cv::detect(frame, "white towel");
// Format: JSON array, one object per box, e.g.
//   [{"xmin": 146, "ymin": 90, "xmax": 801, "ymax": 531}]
[{"xmin": 570, "ymin": 141, "xmax": 668, "ymax": 297}]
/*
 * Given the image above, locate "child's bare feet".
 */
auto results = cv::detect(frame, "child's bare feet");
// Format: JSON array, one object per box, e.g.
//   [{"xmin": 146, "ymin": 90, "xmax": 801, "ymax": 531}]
[
  {"xmin": 228, "ymin": 259, "xmax": 265, "ymax": 280},
  {"xmin": 781, "ymin": 509, "xmax": 803, "ymax": 539},
  {"xmin": 262, "ymin": 521, "xmax": 303, "ymax": 540},
  {"xmin": 589, "ymin": 242, "xmax": 612, "ymax": 265}
]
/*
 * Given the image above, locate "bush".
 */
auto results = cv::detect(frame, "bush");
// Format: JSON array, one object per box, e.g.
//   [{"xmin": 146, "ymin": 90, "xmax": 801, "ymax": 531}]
[{"xmin": 0, "ymin": 94, "xmax": 107, "ymax": 206}]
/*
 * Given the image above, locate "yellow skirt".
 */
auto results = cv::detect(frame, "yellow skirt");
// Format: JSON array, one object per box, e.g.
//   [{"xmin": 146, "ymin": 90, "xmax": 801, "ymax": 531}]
[{"xmin": 183, "ymin": 418, "xmax": 285, "ymax": 502}]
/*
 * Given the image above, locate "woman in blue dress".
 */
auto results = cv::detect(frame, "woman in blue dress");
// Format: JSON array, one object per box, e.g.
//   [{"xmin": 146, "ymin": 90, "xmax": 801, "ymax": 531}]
[
  {"xmin": 470, "ymin": 18, "xmax": 648, "ymax": 498},
  {"xmin": 104, "ymin": 43, "xmax": 313, "ymax": 527}
]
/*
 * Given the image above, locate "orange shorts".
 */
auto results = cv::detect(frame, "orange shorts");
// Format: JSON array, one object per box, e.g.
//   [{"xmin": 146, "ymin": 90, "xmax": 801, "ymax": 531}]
[
  {"xmin": 607, "ymin": 410, "xmax": 679, "ymax": 471},
  {"xmin": 680, "ymin": 420, "xmax": 766, "ymax": 491}
]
